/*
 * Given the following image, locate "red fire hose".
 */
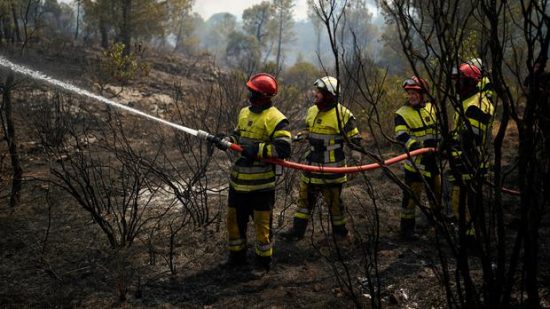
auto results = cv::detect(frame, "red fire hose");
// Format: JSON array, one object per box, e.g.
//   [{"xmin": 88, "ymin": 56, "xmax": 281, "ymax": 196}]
[
  {"xmin": 199, "ymin": 130, "xmax": 521, "ymax": 195},
  {"xmin": 228, "ymin": 142, "xmax": 435, "ymax": 173}
]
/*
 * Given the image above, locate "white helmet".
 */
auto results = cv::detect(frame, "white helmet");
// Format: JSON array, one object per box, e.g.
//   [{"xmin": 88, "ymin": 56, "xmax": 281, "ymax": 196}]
[
  {"xmin": 466, "ymin": 58, "xmax": 483, "ymax": 71},
  {"xmin": 314, "ymin": 76, "xmax": 340, "ymax": 97}
]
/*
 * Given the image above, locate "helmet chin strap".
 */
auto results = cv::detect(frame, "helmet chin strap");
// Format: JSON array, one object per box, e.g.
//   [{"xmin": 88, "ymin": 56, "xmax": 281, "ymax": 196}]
[
  {"xmin": 457, "ymin": 79, "xmax": 478, "ymax": 99},
  {"xmin": 249, "ymin": 96, "xmax": 271, "ymax": 106},
  {"xmin": 408, "ymin": 94, "xmax": 425, "ymax": 107},
  {"xmin": 314, "ymin": 91, "xmax": 337, "ymax": 111},
  {"xmin": 248, "ymin": 90, "xmax": 272, "ymax": 106}
]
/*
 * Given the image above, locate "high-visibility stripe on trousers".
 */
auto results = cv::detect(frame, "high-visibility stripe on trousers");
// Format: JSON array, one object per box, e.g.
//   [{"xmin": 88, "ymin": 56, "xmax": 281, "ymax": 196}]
[
  {"xmin": 292, "ymin": 181, "xmax": 348, "ymax": 235},
  {"xmin": 401, "ymin": 170, "xmax": 442, "ymax": 220},
  {"xmin": 227, "ymin": 188, "xmax": 274, "ymax": 263},
  {"xmin": 400, "ymin": 170, "xmax": 441, "ymax": 239}
]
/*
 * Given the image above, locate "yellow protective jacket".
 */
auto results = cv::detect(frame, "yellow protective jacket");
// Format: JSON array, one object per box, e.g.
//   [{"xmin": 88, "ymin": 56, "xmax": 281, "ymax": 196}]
[
  {"xmin": 394, "ymin": 102, "xmax": 439, "ymax": 177},
  {"xmin": 229, "ymin": 105, "xmax": 292, "ymax": 192},
  {"xmin": 301, "ymin": 103, "xmax": 360, "ymax": 185},
  {"xmin": 451, "ymin": 91, "xmax": 494, "ymax": 174},
  {"xmin": 478, "ymin": 76, "xmax": 495, "ymax": 101}
]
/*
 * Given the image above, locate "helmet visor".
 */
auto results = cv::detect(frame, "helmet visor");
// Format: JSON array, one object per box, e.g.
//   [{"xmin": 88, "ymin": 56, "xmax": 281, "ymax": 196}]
[
  {"xmin": 402, "ymin": 79, "xmax": 418, "ymax": 88},
  {"xmin": 313, "ymin": 78, "xmax": 326, "ymax": 90}
]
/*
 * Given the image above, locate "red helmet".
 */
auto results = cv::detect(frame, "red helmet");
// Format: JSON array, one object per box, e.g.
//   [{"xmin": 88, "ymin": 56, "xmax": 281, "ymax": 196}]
[
  {"xmin": 402, "ymin": 76, "xmax": 429, "ymax": 93},
  {"xmin": 456, "ymin": 63, "xmax": 482, "ymax": 82},
  {"xmin": 246, "ymin": 73, "xmax": 278, "ymax": 97}
]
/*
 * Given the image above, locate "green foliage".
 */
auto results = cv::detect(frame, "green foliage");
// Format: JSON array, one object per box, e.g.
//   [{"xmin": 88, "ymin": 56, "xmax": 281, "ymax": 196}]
[
  {"xmin": 225, "ymin": 32, "xmax": 261, "ymax": 74},
  {"xmin": 341, "ymin": 0, "xmax": 376, "ymax": 52},
  {"xmin": 271, "ymin": 0, "xmax": 296, "ymax": 71},
  {"xmin": 378, "ymin": 23, "xmax": 411, "ymax": 74},
  {"xmin": 99, "ymin": 42, "xmax": 150, "ymax": 84},
  {"xmin": 259, "ymin": 61, "xmax": 279, "ymax": 75},
  {"xmin": 353, "ymin": 73, "xmax": 407, "ymax": 147},
  {"xmin": 459, "ymin": 30, "xmax": 480, "ymax": 61},
  {"xmin": 284, "ymin": 60, "xmax": 321, "ymax": 91},
  {"xmin": 242, "ymin": 1, "xmax": 275, "ymax": 46},
  {"xmin": 81, "ymin": 0, "xmax": 194, "ymax": 52},
  {"xmin": 201, "ymin": 13, "xmax": 238, "ymax": 57}
]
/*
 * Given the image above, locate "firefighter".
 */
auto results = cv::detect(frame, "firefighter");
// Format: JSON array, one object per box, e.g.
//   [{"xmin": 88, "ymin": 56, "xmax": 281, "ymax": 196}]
[
  {"xmin": 394, "ymin": 76, "xmax": 441, "ymax": 240},
  {"xmin": 213, "ymin": 73, "xmax": 292, "ymax": 276},
  {"xmin": 280, "ymin": 76, "xmax": 362, "ymax": 242},
  {"xmin": 465, "ymin": 58, "xmax": 495, "ymax": 101},
  {"xmin": 449, "ymin": 63, "xmax": 494, "ymax": 242}
]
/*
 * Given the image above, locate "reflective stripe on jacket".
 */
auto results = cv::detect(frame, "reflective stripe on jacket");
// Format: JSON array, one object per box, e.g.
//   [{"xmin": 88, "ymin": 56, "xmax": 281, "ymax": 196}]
[
  {"xmin": 452, "ymin": 92, "xmax": 494, "ymax": 147},
  {"xmin": 451, "ymin": 91, "xmax": 494, "ymax": 173},
  {"xmin": 230, "ymin": 106, "xmax": 291, "ymax": 192},
  {"xmin": 302, "ymin": 103, "xmax": 360, "ymax": 184},
  {"xmin": 394, "ymin": 102, "xmax": 439, "ymax": 177}
]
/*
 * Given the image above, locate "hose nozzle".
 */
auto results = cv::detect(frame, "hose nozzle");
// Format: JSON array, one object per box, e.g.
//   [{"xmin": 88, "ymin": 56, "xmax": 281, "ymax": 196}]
[{"xmin": 197, "ymin": 130, "xmax": 233, "ymax": 151}]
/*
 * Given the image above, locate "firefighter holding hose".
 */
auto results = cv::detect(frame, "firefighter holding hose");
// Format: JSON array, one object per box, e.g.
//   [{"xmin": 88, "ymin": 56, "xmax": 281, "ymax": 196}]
[
  {"xmin": 211, "ymin": 73, "xmax": 292, "ymax": 277},
  {"xmin": 280, "ymin": 76, "xmax": 362, "ymax": 243},
  {"xmin": 394, "ymin": 76, "xmax": 441, "ymax": 240}
]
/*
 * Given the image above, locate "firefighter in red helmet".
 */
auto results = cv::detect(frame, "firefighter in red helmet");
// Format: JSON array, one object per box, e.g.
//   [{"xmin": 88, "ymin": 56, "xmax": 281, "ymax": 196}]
[
  {"xmin": 394, "ymin": 76, "xmax": 441, "ymax": 239},
  {"xmin": 212, "ymin": 73, "xmax": 292, "ymax": 276},
  {"xmin": 449, "ymin": 63, "xmax": 494, "ymax": 247}
]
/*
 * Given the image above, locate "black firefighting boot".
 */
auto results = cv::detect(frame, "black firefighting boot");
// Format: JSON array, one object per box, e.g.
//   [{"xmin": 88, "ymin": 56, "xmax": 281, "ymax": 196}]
[
  {"xmin": 333, "ymin": 224, "xmax": 349, "ymax": 238},
  {"xmin": 400, "ymin": 218, "xmax": 417, "ymax": 241},
  {"xmin": 463, "ymin": 225, "xmax": 481, "ymax": 257},
  {"xmin": 317, "ymin": 224, "xmax": 351, "ymax": 247},
  {"xmin": 221, "ymin": 250, "xmax": 248, "ymax": 269},
  {"xmin": 251, "ymin": 255, "xmax": 271, "ymax": 278},
  {"xmin": 280, "ymin": 217, "xmax": 308, "ymax": 241}
]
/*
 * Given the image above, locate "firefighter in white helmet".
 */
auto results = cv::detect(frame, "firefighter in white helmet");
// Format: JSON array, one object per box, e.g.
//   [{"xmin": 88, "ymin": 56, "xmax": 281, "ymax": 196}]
[{"xmin": 281, "ymin": 76, "xmax": 362, "ymax": 242}]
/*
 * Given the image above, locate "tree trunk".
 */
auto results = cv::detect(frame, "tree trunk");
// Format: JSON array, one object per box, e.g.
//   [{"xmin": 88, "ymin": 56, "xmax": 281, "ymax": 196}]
[
  {"xmin": 74, "ymin": 0, "xmax": 81, "ymax": 40},
  {"xmin": 2, "ymin": 15, "xmax": 12, "ymax": 43},
  {"xmin": 275, "ymin": 9, "xmax": 283, "ymax": 75},
  {"xmin": 100, "ymin": 17, "xmax": 108, "ymax": 48},
  {"xmin": 174, "ymin": 20, "xmax": 183, "ymax": 52},
  {"xmin": 11, "ymin": 2, "xmax": 21, "ymax": 42},
  {"xmin": 1, "ymin": 74, "xmax": 23, "ymax": 208},
  {"xmin": 0, "ymin": 18, "xmax": 4, "ymax": 43},
  {"xmin": 120, "ymin": 0, "xmax": 132, "ymax": 56}
]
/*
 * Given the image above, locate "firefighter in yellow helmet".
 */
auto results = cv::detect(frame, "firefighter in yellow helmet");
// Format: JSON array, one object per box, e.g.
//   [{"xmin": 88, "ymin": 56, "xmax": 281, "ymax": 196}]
[
  {"xmin": 281, "ymin": 76, "xmax": 362, "ymax": 242},
  {"xmin": 213, "ymin": 73, "xmax": 292, "ymax": 276},
  {"xmin": 449, "ymin": 63, "xmax": 494, "ymax": 244},
  {"xmin": 394, "ymin": 76, "xmax": 441, "ymax": 240}
]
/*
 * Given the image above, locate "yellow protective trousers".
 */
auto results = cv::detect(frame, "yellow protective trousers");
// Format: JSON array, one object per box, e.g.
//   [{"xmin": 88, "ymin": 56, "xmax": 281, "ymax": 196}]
[
  {"xmin": 450, "ymin": 181, "xmax": 477, "ymax": 237},
  {"xmin": 227, "ymin": 187, "xmax": 274, "ymax": 266},
  {"xmin": 293, "ymin": 181, "xmax": 348, "ymax": 236},
  {"xmin": 400, "ymin": 170, "xmax": 442, "ymax": 237}
]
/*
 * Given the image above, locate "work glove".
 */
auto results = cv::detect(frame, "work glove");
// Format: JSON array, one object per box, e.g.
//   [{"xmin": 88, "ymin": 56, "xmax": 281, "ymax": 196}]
[
  {"xmin": 209, "ymin": 133, "xmax": 230, "ymax": 151},
  {"xmin": 241, "ymin": 143, "xmax": 259, "ymax": 160},
  {"xmin": 292, "ymin": 131, "xmax": 308, "ymax": 142},
  {"xmin": 436, "ymin": 138, "xmax": 452, "ymax": 159}
]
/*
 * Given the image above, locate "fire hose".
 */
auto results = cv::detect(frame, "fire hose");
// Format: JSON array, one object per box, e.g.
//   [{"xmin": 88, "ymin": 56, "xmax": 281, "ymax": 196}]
[{"xmin": 196, "ymin": 130, "xmax": 435, "ymax": 173}]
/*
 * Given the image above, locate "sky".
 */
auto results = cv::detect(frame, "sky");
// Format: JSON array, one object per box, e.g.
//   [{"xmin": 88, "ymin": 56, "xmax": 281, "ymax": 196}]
[{"xmin": 193, "ymin": 0, "xmax": 310, "ymax": 21}]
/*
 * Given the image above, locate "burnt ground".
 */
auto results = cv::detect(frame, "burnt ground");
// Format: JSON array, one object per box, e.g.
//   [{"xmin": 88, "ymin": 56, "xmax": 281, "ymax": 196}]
[
  {"xmin": 2, "ymin": 152, "xmax": 547, "ymax": 308},
  {"xmin": 0, "ymin": 167, "xmax": 456, "ymax": 308},
  {"xmin": 1, "ymin": 46, "xmax": 549, "ymax": 308}
]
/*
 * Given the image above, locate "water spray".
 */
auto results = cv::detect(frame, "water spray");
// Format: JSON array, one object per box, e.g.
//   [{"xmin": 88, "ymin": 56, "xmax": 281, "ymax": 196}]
[
  {"xmin": 0, "ymin": 55, "xmax": 199, "ymax": 136},
  {"xmin": 0, "ymin": 55, "xmax": 438, "ymax": 174}
]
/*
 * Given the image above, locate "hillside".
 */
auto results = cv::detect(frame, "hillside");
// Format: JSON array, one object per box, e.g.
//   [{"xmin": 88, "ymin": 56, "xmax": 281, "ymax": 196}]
[{"xmin": 1, "ymin": 43, "xmax": 547, "ymax": 308}]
